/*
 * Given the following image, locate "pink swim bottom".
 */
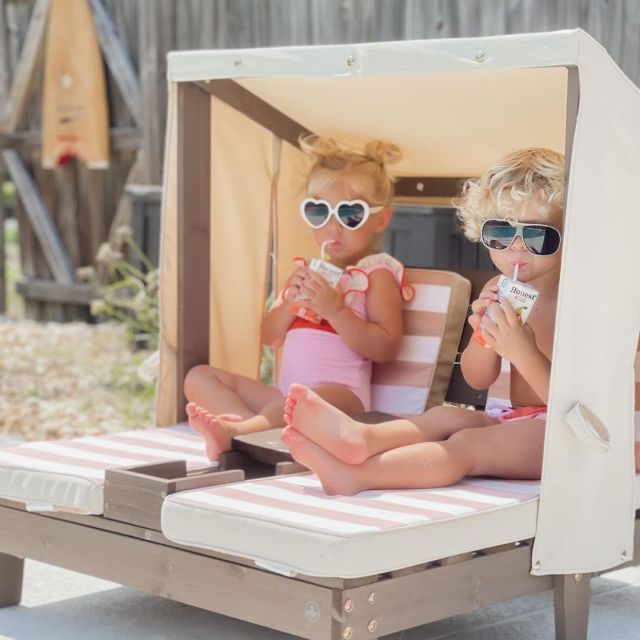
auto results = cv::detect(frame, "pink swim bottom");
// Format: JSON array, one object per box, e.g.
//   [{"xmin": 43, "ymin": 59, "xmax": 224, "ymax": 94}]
[{"xmin": 498, "ymin": 405, "xmax": 547, "ymax": 423}]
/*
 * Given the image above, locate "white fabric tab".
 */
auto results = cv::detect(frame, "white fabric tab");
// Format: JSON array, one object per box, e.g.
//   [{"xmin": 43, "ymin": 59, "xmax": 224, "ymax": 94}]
[{"xmin": 565, "ymin": 402, "xmax": 611, "ymax": 453}]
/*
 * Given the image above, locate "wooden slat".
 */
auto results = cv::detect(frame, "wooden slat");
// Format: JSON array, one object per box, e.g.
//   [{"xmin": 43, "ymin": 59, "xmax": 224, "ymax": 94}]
[
  {"xmin": 89, "ymin": 0, "xmax": 143, "ymax": 128},
  {"xmin": 395, "ymin": 176, "xmax": 469, "ymax": 199},
  {"xmin": 15, "ymin": 277, "xmax": 95, "ymax": 305},
  {"xmin": 0, "ymin": 0, "xmax": 49, "ymax": 133},
  {"xmin": 198, "ymin": 78, "xmax": 313, "ymax": 149},
  {"xmin": 0, "ymin": 551, "xmax": 23, "ymax": 607},
  {"xmin": 340, "ymin": 544, "xmax": 553, "ymax": 638},
  {"xmin": 2, "ymin": 149, "xmax": 74, "ymax": 283},
  {"xmin": 137, "ymin": 0, "xmax": 174, "ymax": 183},
  {"xmin": 0, "ymin": 504, "xmax": 337, "ymax": 640},
  {"xmin": 0, "ymin": 0, "xmax": 10, "ymax": 107},
  {"xmin": 176, "ymin": 82, "xmax": 211, "ymax": 421}
]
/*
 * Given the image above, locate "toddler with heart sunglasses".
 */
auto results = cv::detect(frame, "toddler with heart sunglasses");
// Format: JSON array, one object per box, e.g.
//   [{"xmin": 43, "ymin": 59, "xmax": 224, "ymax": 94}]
[
  {"xmin": 183, "ymin": 135, "xmax": 411, "ymax": 462},
  {"xmin": 279, "ymin": 147, "xmax": 614, "ymax": 496}
]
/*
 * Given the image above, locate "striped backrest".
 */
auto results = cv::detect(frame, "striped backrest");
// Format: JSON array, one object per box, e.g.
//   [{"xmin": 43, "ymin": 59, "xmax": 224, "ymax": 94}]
[{"xmin": 371, "ymin": 269, "xmax": 471, "ymax": 415}]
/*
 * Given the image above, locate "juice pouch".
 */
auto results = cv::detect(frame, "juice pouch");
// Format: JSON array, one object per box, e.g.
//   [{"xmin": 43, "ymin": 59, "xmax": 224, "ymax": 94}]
[
  {"xmin": 290, "ymin": 258, "xmax": 343, "ymax": 324},
  {"xmin": 474, "ymin": 275, "xmax": 539, "ymax": 346}
]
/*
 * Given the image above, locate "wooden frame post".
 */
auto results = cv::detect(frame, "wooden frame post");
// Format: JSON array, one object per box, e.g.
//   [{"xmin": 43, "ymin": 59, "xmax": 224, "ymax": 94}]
[
  {"xmin": 565, "ymin": 65, "xmax": 580, "ymax": 177},
  {"xmin": 0, "ymin": 551, "xmax": 23, "ymax": 607},
  {"xmin": 554, "ymin": 573, "xmax": 591, "ymax": 640},
  {"xmin": 176, "ymin": 82, "xmax": 211, "ymax": 420}
]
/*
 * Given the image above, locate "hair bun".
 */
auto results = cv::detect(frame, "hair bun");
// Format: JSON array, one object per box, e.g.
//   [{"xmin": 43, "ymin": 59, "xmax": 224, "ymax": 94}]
[
  {"xmin": 298, "ymin": 134, "xmax": 342, "ymax": 162},
  {"xmin": 363, "ymin": 140, "xmax": 402, "ymax": 166}
]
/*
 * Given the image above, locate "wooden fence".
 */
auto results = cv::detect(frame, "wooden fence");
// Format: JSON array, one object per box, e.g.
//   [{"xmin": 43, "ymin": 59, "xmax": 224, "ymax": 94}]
[{"xmin": 0, "ymin": 0, "xmax": 638, "ymax": 318}]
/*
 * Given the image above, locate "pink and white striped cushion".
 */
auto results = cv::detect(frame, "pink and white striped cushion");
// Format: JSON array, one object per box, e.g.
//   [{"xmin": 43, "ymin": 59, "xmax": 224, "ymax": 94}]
[
  {"xmin": 371, "ymin": 269, "xmax": 470, "ymax": 415},
  {"xmin": 162, "ymin": 473, "xmax": 542, "ymax": 578},
  {"xmin": 0, "ymin": 426, "xmax": 212, "ymax": 514}
]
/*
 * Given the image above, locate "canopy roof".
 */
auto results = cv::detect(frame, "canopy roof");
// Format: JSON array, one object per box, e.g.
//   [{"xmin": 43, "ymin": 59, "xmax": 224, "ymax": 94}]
[{"xmin": 160, "ymin": 30, "xmax": 640, "ymax": 576}]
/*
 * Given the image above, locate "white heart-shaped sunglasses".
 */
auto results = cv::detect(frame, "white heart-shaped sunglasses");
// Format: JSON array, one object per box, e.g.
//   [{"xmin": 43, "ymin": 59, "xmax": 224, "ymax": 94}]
[{"xmin": 299, "ymin": 198, "xmax": 383, "ymax": 231}]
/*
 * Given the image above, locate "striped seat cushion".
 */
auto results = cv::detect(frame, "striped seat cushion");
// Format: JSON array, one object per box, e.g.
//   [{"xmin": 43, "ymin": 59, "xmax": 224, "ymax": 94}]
[
  {"xmin": 162, "ymin": 472, "xmax": 640, "ymax": 578},
  {"xmin": 371, "ymin": 269, "xmax": 470, "ymax": 415},
  {"xmin": 162, "ymin": 473, "xmax": 542, "ymax": 578},
  {"xmin": 0, "ymin": 426, "xmax": 212, "ymax": 514}
]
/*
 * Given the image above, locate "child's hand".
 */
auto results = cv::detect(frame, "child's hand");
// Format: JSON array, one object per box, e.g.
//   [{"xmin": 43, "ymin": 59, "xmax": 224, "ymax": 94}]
[
  {"xmin": 284, "ymin": 267, "xmax": 309, "ymax": 302},
  {"xmin": 468, "ymin": 285, "xmax": 499, "ymax": 330},
  {"xmin": 298, "ymin": 272, "xmax": 344, "ymax": 320},
  {"xmin": 478, "ymin": 301, "xmax": 538, "ymax": 363}
]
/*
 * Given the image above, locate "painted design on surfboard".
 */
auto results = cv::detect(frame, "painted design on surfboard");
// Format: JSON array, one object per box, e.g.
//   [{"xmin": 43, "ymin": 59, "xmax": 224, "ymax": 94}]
[{"xmin": 41, "ymin": 0, "xmax": 110, "ymax": 169}]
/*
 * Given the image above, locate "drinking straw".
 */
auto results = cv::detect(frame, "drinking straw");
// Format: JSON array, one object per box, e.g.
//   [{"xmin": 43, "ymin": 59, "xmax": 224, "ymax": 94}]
[
  {"xmin": 513, "ymin": 263, "xmax": 519, "ymax": 281},
  {"xmin": 320, "ymin": 240, "xmax": 333, "ymax": 261}
]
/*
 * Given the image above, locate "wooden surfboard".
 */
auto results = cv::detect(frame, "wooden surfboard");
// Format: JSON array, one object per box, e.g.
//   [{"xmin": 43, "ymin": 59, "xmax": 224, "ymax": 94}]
[{"xmin": 41, "ymin": 0, "xmax": 110, "ymax": 169}]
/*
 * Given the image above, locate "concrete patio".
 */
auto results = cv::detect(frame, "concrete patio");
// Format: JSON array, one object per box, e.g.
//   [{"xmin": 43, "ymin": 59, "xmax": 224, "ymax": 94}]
[{"xmin": 1, "ymin": 558, "xmax": 640, "ymax": 639}]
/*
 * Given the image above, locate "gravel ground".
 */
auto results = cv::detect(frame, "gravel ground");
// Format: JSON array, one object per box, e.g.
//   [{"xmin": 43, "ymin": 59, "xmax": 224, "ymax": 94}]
[{"xmin": 0, "ymin": 318, "xmax": 156, "ymax": 441}]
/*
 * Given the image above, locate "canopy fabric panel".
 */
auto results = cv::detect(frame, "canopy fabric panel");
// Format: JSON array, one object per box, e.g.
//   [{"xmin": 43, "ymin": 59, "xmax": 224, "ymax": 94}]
[
  {"xmin": 237, "ymin": 67, "xmax": 567, "ymax": 178},
  {"xmin": 532, "ymin": 33, "xmax": 640, "ymax": 576},
  {"xmin": 208, "ymin": 97, "xmax": 273, "ymax": 378}
]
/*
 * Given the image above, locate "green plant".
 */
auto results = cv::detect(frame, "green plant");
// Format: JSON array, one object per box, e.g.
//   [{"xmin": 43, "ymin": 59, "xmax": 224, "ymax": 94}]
[{"xmin": 78, "ymin": 226, "xmax": 159, "ymax": 349}]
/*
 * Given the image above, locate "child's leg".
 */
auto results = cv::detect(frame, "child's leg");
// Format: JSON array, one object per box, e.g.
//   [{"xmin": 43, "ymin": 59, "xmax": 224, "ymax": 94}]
[
  {"xmin": 184, "ymin": 364, "xmax": 281, "ymax": 417},
  {"xmin": 219, "ymin": 383, "xmax": 364, "ymax": 439},
  {"xmin": 184, "ymin": 364, "xmax": 284, "ymax": 460},
  {"xmin": 285, "ymin": 418, "xmax": 545, "ymax": 495},
  {"xmin": 283, "ymin": 384, "xmax": 494, "ymax": 464}
]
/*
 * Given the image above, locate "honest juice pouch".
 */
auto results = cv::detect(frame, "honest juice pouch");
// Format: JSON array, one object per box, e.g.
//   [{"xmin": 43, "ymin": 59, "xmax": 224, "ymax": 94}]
[
  {"xmin": 291, "ymin": 242, "xmax": 343, "ymax": 324},
  {"xmin": 474, "ymin": 266, "xmax": 539, "ymax": 346}
]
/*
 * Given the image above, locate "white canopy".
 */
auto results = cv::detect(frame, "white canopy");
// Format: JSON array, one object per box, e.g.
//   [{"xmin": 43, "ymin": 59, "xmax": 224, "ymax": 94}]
[{"xmin": 161, "ymin": 29, "xmax": 640, "ymax": 575}]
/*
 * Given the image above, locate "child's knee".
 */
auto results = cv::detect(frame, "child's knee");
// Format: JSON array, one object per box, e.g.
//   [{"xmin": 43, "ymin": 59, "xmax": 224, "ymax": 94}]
[{"xmin": 183, "ymin": 364, "xmax": 212, "ymax": 399}]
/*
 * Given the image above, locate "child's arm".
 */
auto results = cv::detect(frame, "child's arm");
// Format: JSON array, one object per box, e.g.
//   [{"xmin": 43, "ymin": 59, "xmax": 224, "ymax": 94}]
[
  {"xmin": 300, "ymin": 269, "xmax": 403, "ymax": 362},
  {"xmin": 480, "ymin": 302, "xmax": 551, "ymax": 403},
  {"xmin": 460, "ymin": 279, "xmax": 502, "ymax": 389},
  {"xmin": 261, "ymin": 267, "xmax": 306, "ymax": 348}
]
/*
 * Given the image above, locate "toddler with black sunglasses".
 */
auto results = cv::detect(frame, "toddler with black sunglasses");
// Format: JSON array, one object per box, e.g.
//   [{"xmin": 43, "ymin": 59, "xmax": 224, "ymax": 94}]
[
  {"xmin": 280, "ymin": 148, "xmax": 575, "ymax": 495},
  {"xmin": 183, "ymin": 135, "xmax": 411, "ymax": 461}
]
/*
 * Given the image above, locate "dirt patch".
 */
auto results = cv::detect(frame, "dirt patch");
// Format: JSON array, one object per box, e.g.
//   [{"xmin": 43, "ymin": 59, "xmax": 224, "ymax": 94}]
[{"xmin": 0, "ymin": 319, "xmax": 156, "ymax": 441}]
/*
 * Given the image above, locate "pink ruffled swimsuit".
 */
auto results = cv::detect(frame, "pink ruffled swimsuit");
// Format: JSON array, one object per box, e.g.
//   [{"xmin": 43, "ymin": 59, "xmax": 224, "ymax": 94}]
[{"xmin": 278, "ymin": 253, "xmax": 412, "ymax": 410}]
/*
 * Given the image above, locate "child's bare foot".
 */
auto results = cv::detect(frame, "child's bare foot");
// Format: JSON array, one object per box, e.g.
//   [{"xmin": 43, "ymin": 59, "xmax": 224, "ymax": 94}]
[
  {"xmin": 283, "ymin": 428, "xmax": 365, "ymax": 496},
  {"xmin": 283, "ymin": 384, "xmax": 369, "ymax": 464},
  {"xmin": 186, "ymin": 402, "xmax": 236, "ymax": 461}
]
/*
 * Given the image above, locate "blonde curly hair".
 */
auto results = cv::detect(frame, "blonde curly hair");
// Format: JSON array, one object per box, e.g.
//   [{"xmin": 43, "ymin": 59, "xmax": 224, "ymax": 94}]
[
  {"xmin": 299, "ymin": 134, "xmax": 402, "ymax": 206},
  {"xmin": 455, "ymin": 148, "xmax": 565, "ymax": 241}
]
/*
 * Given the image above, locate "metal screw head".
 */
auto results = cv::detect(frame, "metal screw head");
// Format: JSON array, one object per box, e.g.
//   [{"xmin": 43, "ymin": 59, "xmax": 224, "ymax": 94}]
[
  {"xmin": 475, "ymin": 49, "xmax": 486, "ymax": 62},
  {"xmin": 574, "ymin": 573, "xmax": 582, "ymax": 582},
  {"xmin": 104, "ymin": 480, "xmax": 109, "ymax": 487},
  {"xmin": 533, "ymin": 561, "xmax": 541, "ymax": 571},
  {"xmin": 367, "ymin": 591, "xmax": 377, "ymax": 605},
  {"xmin": 104, "ymin": 502, "xmax": 110, "ymax": 510},
  {"xmin": 342, "ymin": 626, "xmax": 353, "ymax": 640},
  {"xmin": 346, "ymin": 55, "xmax": 356, "ymax": 66},
  {"xmin": 344, "ymin": 599, "xmax": 354, "ymax": 613},
  {"xmin": 234, "ymin": 58, "xmax": 243, "ymax": 67},
  {"xmin": 368, "ymin": 619, "xmax": 378, "ymax": 633},
  {"xmin": 622, "ymin": 550, "xmax": 629, "ymax": 561},
  {"xmin": 160, "ymin": 491, "xmax": 167, "ymax": 498}
]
